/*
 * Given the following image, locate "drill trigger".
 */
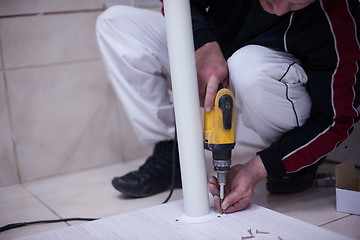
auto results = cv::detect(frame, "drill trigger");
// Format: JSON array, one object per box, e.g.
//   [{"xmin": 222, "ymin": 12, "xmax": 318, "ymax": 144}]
[{"xmin": 218, "ymin": 94, "xmax": 233, "ymax": 130}]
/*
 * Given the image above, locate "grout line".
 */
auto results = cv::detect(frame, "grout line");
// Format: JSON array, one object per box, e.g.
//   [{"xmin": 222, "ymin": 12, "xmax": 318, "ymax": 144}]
[
  {"xmin": 22, "ymin": 184, "xmax": 71, "ymax": 226},
  {"xmin": 4, "ymin": 58, "xmax": 103, "ymax": 71},
  {"xmin": 20, "ymin": 161, "xmax": 131, "ymax": 186},
  {"xmin": 0, "ymin": 9, "xmax": 104, "ymax": 19},
  {"xmin": 109, "ymin": 87, "xmax": 127, "ymax": 163},
  {"xmin": 0, "ymin": 22, "xmax": 22, "ymax": 183},
  {"xmin": 0, "ymin": 1, "xmax": 162, "ymax": 19},
  {"xmin": 318, "ymin": 214, "xmax": 351, "ymax": 227}
]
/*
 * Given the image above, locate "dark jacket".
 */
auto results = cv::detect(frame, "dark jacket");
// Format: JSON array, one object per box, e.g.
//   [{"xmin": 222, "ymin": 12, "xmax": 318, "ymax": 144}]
[{"xmin": 190, "ymin": 0, "xmax": 360, "ymax": 178}]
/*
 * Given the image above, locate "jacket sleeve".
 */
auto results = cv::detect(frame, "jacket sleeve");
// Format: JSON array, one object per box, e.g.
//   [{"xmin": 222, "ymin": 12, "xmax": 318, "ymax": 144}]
[
  {"xmin": 259, "ymin": 0, "xmax": 360, "ymax": 178},
  {"xmin": 190, "ymin": 0, "xmax": 217, "ymax": 50}
]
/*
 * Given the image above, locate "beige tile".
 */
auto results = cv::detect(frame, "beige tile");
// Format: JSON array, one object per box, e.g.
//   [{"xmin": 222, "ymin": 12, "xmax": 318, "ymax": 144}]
[
  {"xmin": 0, "ymin": 46, "xmax": 2, "ymax": 70},
  {"xmin": 117, "ymin": 105, "xmax": 153, "ymax": 161},
  {"xmin": 0, "ymin": 0, "xmax": 161, "ymax": 17},
  {"xmin": 252, "ymin": 162, "xmax": 348, "ymax": 226},
  {"xmin": 0, "ymin": 193, "xmax": 68, "ymax": 240},
  {"xmin": 23, "ymin": 162, "xmax": 131, "ymax": 196},
  {"xmin": 0, "ymin": 71, "xmax": 19, "ymax": 187},
  {"xmin": 321, "ymin": 215, "xmax": 360, "ymax": 240},
  {"xmin": 7, "ymin": 61, "xmax": 124, "ymax": 182},
  {"xmin": 0, "ymin": 0, "xmax": 102, "ymax": 16},
  {"xmin": 24, "ymin": 161, "xmax": 183, "ymax": 221},
  {"xmin": 0, "ymin": 184, "xmax": 30, "ymax": 204},
  {"xmin": 1, "ymin": 12, "xmax": 101, "ymax": 69}
]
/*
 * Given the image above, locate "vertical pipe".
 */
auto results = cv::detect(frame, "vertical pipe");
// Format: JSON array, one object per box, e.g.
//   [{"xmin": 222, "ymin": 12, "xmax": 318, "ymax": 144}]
[{"xmin": 163, "ymin": 0, "xmax": 210, "ymax": 217}]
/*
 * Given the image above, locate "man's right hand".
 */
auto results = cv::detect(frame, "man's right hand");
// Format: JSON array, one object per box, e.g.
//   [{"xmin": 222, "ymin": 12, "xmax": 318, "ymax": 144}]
[
  {"xmin": 208, "ymin": 155, "xmax": 268, "ymax": 213},
  {"xmin": 195, "ymin": 41, "xmax": 229, "ymax": 112}
]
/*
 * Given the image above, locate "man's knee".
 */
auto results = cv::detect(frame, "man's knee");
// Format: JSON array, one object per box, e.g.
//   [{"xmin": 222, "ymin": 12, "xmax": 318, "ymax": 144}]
[
  {"xmin": 96, "ymin": 5, "xmax": 139, "ymax": 34},
  {"xmin": 227, "ymin": 45, "xmax": 272, "ymax": 107},
  {"xmin": 227, "ymin": 45, "xmax": 270, "ymax": 91}
]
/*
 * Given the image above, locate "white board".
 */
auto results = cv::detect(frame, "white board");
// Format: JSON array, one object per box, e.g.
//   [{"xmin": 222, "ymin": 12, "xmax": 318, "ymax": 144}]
[{"xmin": 15, "ymin": 199, "xmax": 352, "ymax": 240}]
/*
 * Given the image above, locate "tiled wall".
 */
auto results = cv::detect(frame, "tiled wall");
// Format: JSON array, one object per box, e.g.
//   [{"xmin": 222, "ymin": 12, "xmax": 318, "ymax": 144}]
[{"xmin": 0, "ymin": 0, "xmax": 160, "ymax": 187}]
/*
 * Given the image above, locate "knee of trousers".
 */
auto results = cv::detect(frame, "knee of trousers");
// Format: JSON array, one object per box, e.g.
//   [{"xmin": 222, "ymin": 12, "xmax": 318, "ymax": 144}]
[
  {"xmin": 227, "ymin": 45, "xmax": 271, "ymax": 111},
  {"xmin": 97, "ymin": 6, "xmax": 125, "ymax": 31},
  {"xmin": 227, "ymin": 45, "xmax": 308, "ymax": 110},
  {"xmin": 96, "ymin": 5, "xmax": 144, "ymax": 36},
  {"xmin": 228, "ymin": 45, "xmax": 278, "ymax": 94},
  {"xmin": 228, "ymin": 45, "xmax": 311, "ymax": 140}
]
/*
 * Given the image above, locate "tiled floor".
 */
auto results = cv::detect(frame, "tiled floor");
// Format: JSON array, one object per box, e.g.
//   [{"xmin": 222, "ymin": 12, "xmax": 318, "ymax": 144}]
[{"xmin": 1, "ymin": 149, "xmax": 359, "ymax": 240}]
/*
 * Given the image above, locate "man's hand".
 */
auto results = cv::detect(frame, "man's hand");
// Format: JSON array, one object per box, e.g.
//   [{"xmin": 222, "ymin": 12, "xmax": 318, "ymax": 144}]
[
  {"xmin": 195, "ymin": 41, "xmax": 229, "ymax": 112},
  {"xmin": 209, "ymin": 155, "xmax": 268, "ymax": 213}
]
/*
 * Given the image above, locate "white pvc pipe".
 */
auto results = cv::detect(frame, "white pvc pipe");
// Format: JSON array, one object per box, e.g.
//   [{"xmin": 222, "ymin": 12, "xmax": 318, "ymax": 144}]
[{"xmin": 163, "ymin": 0, "xmax": 210, "ymax": 217}]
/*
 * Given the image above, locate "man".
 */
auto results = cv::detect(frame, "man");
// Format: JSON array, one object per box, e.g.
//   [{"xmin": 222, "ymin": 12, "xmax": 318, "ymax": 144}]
[{"xmin": 96, "ymin": 0, "xmax": 359, "ymax": 213}]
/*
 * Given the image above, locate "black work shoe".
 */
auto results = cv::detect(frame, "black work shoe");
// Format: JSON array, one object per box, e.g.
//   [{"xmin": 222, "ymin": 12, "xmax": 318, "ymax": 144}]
[
  {"xmin": 266, "ymin": 158, "xmax": 324, "ymax": 194},
  {"xmin": 112, "ymin": 140, "xmax": 182, "ymax": 197}
]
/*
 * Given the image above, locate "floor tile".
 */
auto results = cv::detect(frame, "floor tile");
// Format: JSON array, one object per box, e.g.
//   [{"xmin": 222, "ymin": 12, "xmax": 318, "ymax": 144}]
[
  {"xmin": 252, "ymin": 162, "xmax": 349, "ymax": 227},
  {"xmin": 321, "ymin": 215, "xmax": 360, "ymax": 240},
  {"xmin": 24, "ymin": 161, "xmax": 134, "ymax": 196},
  {"xmin": 0, "ymin": 71, "xmax": 18, "ymax": 187},
  {"xmin": 2, "ymin": 157, "xmax": 358, "ymax": 239},
  {"xmin": 24, "ymin": 160, "xmax": 183, "ymax": 221},
  {"xmin": 0, "ymin": 185, "xmax": 30, "ymax": 204},
  {"xmin": 0, "ymin": 192, "xmax": 68, "ymax": 240}
]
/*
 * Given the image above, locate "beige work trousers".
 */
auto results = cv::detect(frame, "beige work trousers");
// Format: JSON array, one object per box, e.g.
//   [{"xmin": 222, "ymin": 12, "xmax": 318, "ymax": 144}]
[{"xmin": 96, "ymin": 5, "xmax": 311, "ymax": 150}]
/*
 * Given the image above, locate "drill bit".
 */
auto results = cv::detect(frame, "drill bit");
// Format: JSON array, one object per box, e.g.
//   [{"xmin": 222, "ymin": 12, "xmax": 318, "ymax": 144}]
[
  {"xmin": 219, "ymin": 199, "xmax": 223, "ymax": 214},
  {"xmin": 219, "ymin": 183, "xmax": 225, "ymax": 214}
]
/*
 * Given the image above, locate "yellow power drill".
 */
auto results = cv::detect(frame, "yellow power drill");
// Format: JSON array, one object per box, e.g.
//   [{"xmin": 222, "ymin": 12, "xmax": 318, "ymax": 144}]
[{"xmin": 204, "ymin": 86, "xmax": 236, "ymax": 213}]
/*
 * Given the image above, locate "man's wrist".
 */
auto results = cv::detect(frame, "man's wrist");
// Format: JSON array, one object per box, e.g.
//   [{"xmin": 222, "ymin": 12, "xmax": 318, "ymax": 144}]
[{"xmin": 247, "ymin": 155, "xmax": 268, "ymax": 181}]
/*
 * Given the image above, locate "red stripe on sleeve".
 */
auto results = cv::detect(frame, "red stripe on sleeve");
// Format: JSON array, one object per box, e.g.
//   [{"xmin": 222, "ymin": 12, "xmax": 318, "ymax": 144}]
[{"xmin": 283, "ymin": 0, "xmax": 360, "ymax": 172}]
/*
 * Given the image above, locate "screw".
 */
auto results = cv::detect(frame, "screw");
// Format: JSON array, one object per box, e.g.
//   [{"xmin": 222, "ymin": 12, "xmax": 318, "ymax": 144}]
[
  {"xmin": 278, "ymin": 237, "xmax": 283, "ymax": 240},
  {"xmin": 241, "ymin": 236, "xmax": 255, "ymax": 240},
  {"xmin": 247, "ymin": 229, "xmax": 253, "ymax": 236},
  {"xmin": 256, "ymin": 229, "xmax": 270, "ymax": 234}
]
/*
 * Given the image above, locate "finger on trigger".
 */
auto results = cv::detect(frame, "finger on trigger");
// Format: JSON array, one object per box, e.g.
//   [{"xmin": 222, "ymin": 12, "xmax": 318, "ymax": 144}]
[{"xmin": 204, "ymin": 76, "xmax": 218, "ymax": 112}]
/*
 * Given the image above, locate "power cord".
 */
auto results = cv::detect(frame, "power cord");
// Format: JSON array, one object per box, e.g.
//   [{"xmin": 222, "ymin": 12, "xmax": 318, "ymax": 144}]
[
  {"xmin": 0, "ymin": 218, "xmax": 99, "ymax": 233},
  {"xmin": 162, "ymin": 129, "xmax": 178, "ymax": 204},
  {"xmin": 1, "ymin": 131, "xmax": 179, "ymax": 232}
]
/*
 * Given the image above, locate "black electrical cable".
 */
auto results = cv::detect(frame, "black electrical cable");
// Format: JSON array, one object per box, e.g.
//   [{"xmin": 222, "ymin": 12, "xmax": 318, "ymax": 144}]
[
  {"xmin": 1, "ymin": 131, "xmax": 179, "ymax": 232},
  {"xmin": 0, "ymin": 218, "xmax": 99, "ymax": 233},
  {"xmin": 162, "ymin": 129, "xmax": 178, "ymax": 204}
]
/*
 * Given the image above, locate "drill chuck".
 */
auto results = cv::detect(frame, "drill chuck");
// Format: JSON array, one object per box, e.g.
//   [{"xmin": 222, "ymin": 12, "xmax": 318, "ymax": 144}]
[{"xmin": 213, "ymin": 159, "xmax": 231, "ymax": 184}]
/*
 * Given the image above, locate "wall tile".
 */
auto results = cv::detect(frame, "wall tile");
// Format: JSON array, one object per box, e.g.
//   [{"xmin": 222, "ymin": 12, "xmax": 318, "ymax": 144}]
[
  {"xmin": 0, "ymin": 71, "xmax": 19, "ymax": 187},
  {"xmin": 0, "ymin": 0, "xmax": 103, "ymax": 16},
  {"xmin": 116, "ymin": 101, "xmax": 153, "ymax": 162},
  {"xmin": 0, "ymin": 41, "xmax": 3, "ymax": 70},
  {"xmin": 0, "ymin": 0, "xmax": 161, "ymax": 17},
  {"xmin": 6, "ymin": 61, "xmax": 125, "ymax": 182},
  {"xmin": 1, "ymin": 12, "xmax": 101, "ymax": 69}
]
